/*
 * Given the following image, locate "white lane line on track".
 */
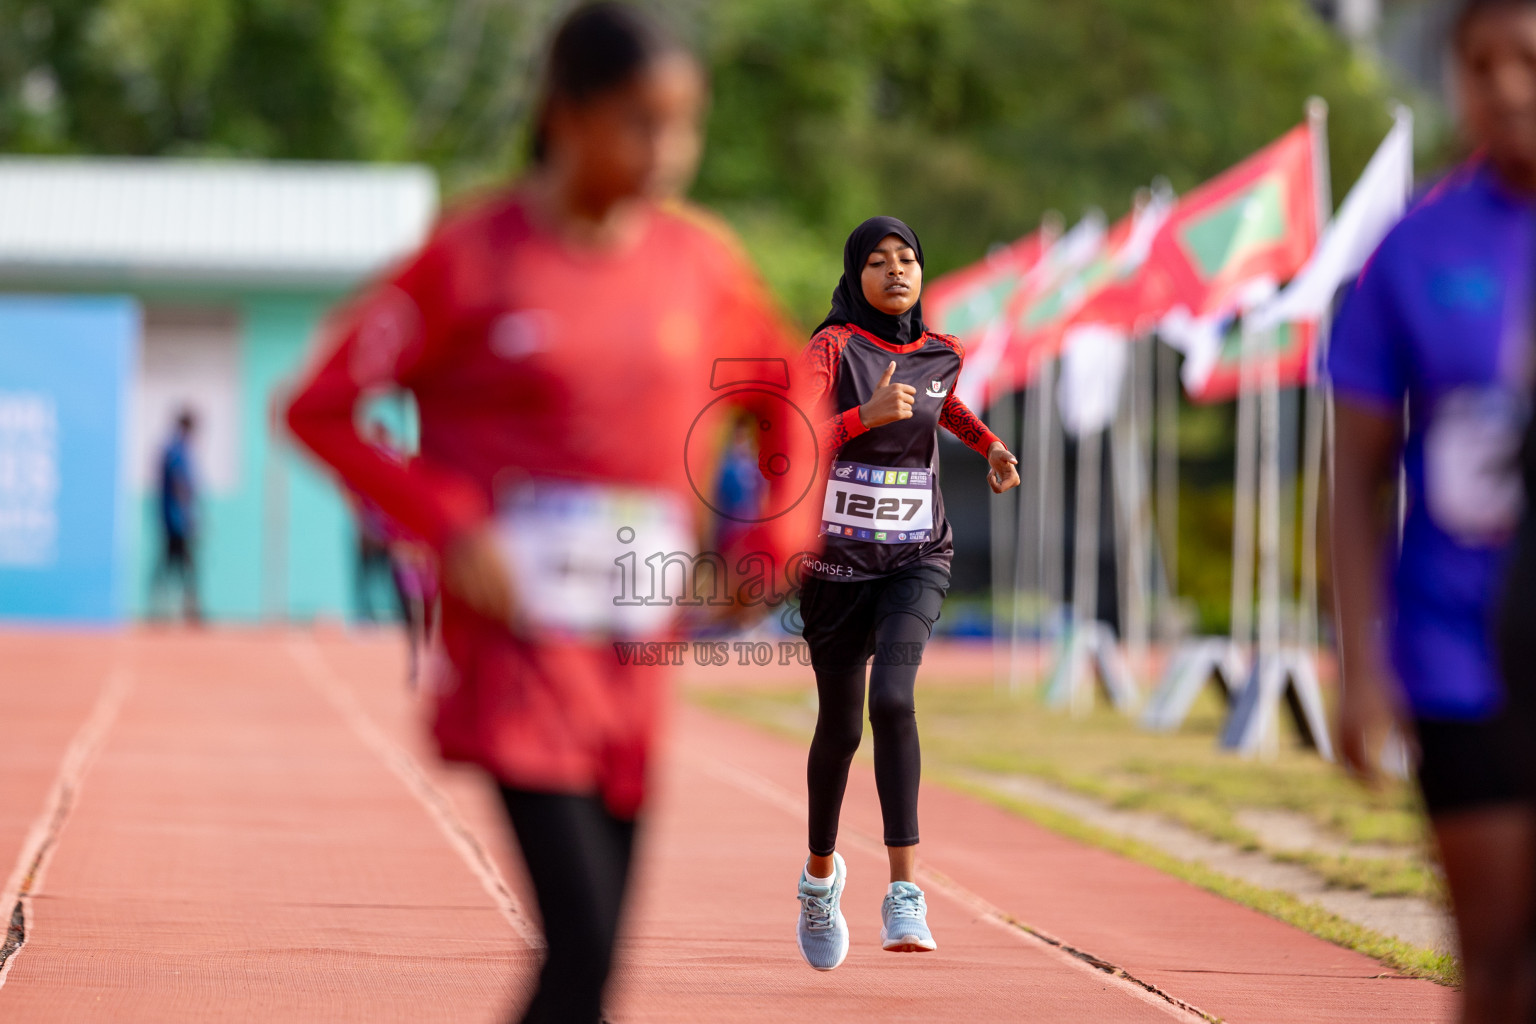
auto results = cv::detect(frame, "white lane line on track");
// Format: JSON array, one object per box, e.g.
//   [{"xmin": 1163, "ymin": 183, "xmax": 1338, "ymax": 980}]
[
  {"xmin": 0, "ymin": 668, "xmax": 134, "ymax": 991},
  {"xmin": 696, "ymin": 752, "xmax": 1210, "ymax": 1022},
  {"xmin": 286, "ymin": 638, "xmax": 541, "ymax": 946}
]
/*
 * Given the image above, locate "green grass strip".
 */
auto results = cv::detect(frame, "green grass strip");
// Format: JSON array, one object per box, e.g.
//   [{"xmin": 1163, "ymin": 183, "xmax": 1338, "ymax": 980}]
[{"xmin": 939, "ymin": 773, "xmax": 1459, "ymax": 987}]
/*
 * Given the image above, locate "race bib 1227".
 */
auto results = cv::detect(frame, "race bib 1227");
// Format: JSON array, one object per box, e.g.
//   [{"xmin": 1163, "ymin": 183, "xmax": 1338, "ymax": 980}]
[{"xmin": 820, "ymin": 460, "xmax": 934, "ymax": 544}]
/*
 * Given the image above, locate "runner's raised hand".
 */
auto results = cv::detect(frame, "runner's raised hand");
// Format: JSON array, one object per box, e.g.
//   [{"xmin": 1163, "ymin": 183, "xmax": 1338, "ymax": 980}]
[{"xmin": 859, "ymin": 361, "xmax": 917, "ymax": 429}]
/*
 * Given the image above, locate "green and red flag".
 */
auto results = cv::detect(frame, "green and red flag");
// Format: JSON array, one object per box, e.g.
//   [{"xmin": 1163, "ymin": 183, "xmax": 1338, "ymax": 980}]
[
  {"xmin": 925, "ymin": 231, "xmax": 1047, "ymax": 348},
  {"xmin": 979, "ymin": 213, "xmax": 1107, "ymax": 400},
  {"xmin": 926, "ymin": 229, "xmax": 1049, "ymax": 410},
  {"xmin": 1141, "ymin": 124, "xmax": 1318, "ymax": 321},
  {"xmin": 999, "ymin": 188, "xmax": 1176, "ymax": 393},
  {"xmin": 1009, "ymin": 213, "xmax": 1129, "ymax": 363},
  {"xmin": 1066, "ymin": 187, "xmax": 1176, "ymax": 334}
]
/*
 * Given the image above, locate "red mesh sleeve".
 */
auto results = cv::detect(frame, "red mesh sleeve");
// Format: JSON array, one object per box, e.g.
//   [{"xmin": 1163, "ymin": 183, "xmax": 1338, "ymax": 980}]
[{"xmin": 799, "ymin": 326, "xmax": 866, "ymax": 455}]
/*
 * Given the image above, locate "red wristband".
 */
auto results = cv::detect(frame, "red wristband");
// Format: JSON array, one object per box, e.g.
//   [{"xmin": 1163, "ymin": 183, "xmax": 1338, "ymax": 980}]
[{"xmin": 841, "ymin": 406, "xmax": 869, "ymax": 440}]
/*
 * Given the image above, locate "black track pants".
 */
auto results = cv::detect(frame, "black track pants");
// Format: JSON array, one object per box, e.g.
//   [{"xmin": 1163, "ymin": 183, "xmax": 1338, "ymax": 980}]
[
  {"xmin": 498, "ymin": 786, "xmax": 636, "ymax": 1024},
  {"xmin": 798, "ymin": 563, "xmax": 949, "ymax": 857}
]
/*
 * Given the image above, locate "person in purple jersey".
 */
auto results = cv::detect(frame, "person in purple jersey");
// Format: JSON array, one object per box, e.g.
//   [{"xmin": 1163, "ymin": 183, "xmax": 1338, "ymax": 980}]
[
  {"xmin": 1331, "ymin": 2, "xmax": 1536, "ymax": 1018},
  {"xmin": 790, "ymin": 216, "xmax": 1020, "ymax": 971}
]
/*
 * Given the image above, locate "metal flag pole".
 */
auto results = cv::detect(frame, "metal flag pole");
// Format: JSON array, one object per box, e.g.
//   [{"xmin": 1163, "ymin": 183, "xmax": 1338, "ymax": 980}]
[
  {"xmin": 1135, "ymin": 330, "xmax": 1157, "ymax": 671},
  {"xmin": 1156, "ymin": 337, "xmax": 1181, "ymax": 641},
  {"xmin": 1220, "ymin": 97, "xmax": 1337, "ymax": 760},
  {"xmin": 1111, "ymin": 338, "xmax": 1152, "ymax": 684},
  {"xmin": 1299, "ymin": 356, "xmax": 1328, "ymax": 651},
  {"xmin": 1048, "ymin": 410, "xmax": 1137, "ymax": 715},
  {"xmin": 1297, "ymin": 99, "xmax": 1344, "ymax": 655},
  {"xmin": 1011, "ymin": 373, "xmax": 1041, "ymax": 695},
  {"xmin": 990, "ymin": 388, "xmax": 1017, "ymax": 693},
  {"xmin": 1278, "ymin": 388, "xmax": 1299, "ymax": 651},
  {"xmin": 1009, "ymin": 219, "xmax": 1064, "ymax": 695},
  {"xmin": 1230, "ymin": 329, "xmax": 1259, "ymax": 657},
  {"xmin": 1069, "ymin": 423, "xmax": 1103, "ymax": 716},
  {"xmin": 1256, "ymin": 324, "xmax": 1285, "ymax": 756},
  {"xmin": 1040, "ymin": 356, "xmax": 1066, "ymax": 680},
  {"xmin": 1105, "ymin": 190, "xmax": 1154, "ymax": 687}
]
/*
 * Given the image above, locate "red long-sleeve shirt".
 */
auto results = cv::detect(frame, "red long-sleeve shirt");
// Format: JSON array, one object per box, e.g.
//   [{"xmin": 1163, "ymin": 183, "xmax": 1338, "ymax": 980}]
[{"xmin": 286, "ymin": 193, "xmax": 814, "ymax": 816}]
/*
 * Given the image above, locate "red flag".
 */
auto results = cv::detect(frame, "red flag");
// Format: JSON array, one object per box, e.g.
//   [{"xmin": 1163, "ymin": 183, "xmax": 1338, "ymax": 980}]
[
  {"xmin": 982, "ymin": 213, "xmax": 1108, "ymax": 397},
  {"xmin": 1141, "ymin": 125, "xmax": 1318, "ymax": 320},
  {"xmin": 925, "ymin": 231, "xmax": 1047, "ymax": 347},
  {"xmin": 927, "ymin": 230, "xmax": 1048, "ymax": 409},
  {"xmin": 1001, "ymin": 215, "xmax": 1131, "ymax": 389},
  {"xmin": 1066, "ymin": 189, "xmax": 1176, "ymax": 333}
]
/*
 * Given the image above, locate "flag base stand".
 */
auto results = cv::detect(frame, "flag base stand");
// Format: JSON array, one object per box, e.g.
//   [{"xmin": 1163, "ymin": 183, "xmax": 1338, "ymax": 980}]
[
  {"xmin": 1043, "ymin": 619, "xmax": 1138, "ymax": 716},
  {"xmin": 1141, "ymin": 637, "xmax": 1247, "ymax": 732},
  {"xmin": 1218, "ymin": 647, "xmax": 1334, "ymax": 759}
]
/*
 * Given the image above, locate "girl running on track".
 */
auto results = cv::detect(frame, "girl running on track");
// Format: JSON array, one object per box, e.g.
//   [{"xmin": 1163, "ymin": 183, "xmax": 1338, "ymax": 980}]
[
  {"xmin": 1331, "ymin": 1, "xmax": 1536, "ymax": 1019},
  {"xmin": 286, "ymin": 5, "xmax": 812, "ymax": 1022},
  {"xmin": 792, "ymin": 216, "xmax": 1020, "ymax": 970}
]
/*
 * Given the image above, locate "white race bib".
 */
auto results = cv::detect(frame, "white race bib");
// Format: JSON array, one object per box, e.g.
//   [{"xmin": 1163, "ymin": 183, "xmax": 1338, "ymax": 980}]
[
  {"xmin": 495, "ymin": 480, "xmax": 694, "ymax": 639},
  {"xmin": 1423, "ymin": 387, "xmax": 1527, "ymax": 545},
  {"xmin": 820, "ymin": 460, "xmax": 934, "ymax": 544}
]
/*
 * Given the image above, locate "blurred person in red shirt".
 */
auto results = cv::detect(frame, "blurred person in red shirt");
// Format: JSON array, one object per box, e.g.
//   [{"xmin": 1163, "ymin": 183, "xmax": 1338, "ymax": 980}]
[{"xmin": 285, "ymin": 4, "xmax": 815, "ymax": 1021}]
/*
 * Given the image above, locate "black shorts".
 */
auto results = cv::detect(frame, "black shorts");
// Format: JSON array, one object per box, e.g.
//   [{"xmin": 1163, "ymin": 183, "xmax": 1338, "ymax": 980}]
[
  {"xmin": 1414, "ymin": 708, "xmax": 1536, "ymax": 817},
  {"xmin": 798, "ymin": 563, "xmax": 950, "ymax": 666}
]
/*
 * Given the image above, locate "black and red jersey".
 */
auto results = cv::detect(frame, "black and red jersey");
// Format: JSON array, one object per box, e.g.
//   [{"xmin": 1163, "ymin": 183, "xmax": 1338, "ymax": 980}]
[{"xmin": 800, "ymin": 323, "xmax": 1001, "ymax": 582}]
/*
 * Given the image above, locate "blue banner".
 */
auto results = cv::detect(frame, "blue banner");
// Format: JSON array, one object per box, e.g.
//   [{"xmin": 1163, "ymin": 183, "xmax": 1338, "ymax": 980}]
[{"xmin": 0, "ymin": 296, "xmax": 138, "ymax": 622}]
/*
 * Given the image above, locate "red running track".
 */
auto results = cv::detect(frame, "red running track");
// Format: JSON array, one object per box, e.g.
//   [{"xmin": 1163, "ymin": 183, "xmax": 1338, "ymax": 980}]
[{"xmin": 0, "ymin": 630, "xmax": 1452, "ymax": 1023}]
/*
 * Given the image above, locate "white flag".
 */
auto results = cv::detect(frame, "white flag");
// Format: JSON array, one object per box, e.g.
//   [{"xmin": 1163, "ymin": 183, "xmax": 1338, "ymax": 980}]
[
  {"xmin": 1248, "ymin": 108, "xmax": 1413, "ymax": 332},
  {"xmin": 1057, "ymin": 324, "xmax": 1127, "ymax": 436},
  {"xmin": 1161, "ymin": 276, "xmax": 1278, "ymax": 397},
  {"xmin": 1159, "ymin": 306, "xmax": 1228, "ymax": 396},
  {"xmin": 1116, "ymin": 182, "xmax": 1177, "ymax": 279}
]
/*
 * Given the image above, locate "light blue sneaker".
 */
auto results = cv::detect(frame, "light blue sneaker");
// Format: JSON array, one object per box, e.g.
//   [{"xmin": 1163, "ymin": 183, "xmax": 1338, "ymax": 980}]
[
  {"xmin": 796, "ymin": 852, "xmax": 849, "ymax": 971},
  {"xmin": 881, "ymin": 881, "xmax": 936, "ymax": 952}
]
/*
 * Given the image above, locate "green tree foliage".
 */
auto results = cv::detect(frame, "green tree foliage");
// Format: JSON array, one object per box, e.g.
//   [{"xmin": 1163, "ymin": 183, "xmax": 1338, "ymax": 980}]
[
  {"xmin": 6, "ymin": 0, "xmax": 1396, "ymax": 320},
  {"xmin": 691, "ymin": 0, "xmax": 1395, "ymax": 322},
  {"xmin": 0, "ymin": 0, "xmax": 561, "ymax": 180}
]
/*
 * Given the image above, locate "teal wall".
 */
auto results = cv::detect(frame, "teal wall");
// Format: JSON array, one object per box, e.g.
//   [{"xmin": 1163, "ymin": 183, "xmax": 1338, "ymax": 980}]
[
  {"xmin": 129, "ymin": 292, "xmax": 368, "ymax": 623},
  {"xmin": 256, "ymin": 295, "xmax": 354, "ymax": 622}
]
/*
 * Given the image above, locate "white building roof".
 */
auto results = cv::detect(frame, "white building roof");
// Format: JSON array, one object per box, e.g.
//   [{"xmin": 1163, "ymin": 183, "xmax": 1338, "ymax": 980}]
[{"xmin": 0, "ymin": 157, "xmax": 438, "ymax": 290}]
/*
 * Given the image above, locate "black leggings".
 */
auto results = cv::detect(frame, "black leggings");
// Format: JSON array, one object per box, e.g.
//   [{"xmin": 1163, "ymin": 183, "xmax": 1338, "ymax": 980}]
[
  {"xmin": 498, "ymin": 786, "xmax": 636, "ymax": 1024},
  {"xmin": 799, "ymin": 565, "xmax": 949, "ymax": 857}
]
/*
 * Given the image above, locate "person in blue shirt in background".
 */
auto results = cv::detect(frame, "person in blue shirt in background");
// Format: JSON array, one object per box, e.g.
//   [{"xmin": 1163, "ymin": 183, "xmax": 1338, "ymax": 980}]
[
  {"xmin": 712, "ymin": 413, "xmax": 767, "ymax": 556},
  {"xmin": 152, "ymin": 408, "xmax": 201, "ymax": 624},
  {"xmin": 1330, "ymin": 2, "xmax": 1536, "ymax": 1019}
]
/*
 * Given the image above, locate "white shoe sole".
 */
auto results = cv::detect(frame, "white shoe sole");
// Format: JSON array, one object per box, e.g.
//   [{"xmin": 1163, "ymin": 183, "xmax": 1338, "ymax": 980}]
[
  {"xmin": 881, "ymin": 930, "xmax": 937, "ymax": 952},
  {"xmin": 798, "ymin": 909, "xmax": 850, "ymax": 971}
]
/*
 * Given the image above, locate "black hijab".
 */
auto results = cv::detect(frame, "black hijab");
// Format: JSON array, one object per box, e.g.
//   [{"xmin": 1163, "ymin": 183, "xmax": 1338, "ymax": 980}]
[{"xmin": 814, "ymin": 216, "xmax": 926, "ymax": 346}]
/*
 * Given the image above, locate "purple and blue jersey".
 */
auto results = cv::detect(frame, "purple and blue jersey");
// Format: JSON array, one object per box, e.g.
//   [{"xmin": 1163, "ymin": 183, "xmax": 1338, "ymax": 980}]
[{"xmin": 1328, "ymin": 159, "xmax": 1534, "ymax": 719}]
